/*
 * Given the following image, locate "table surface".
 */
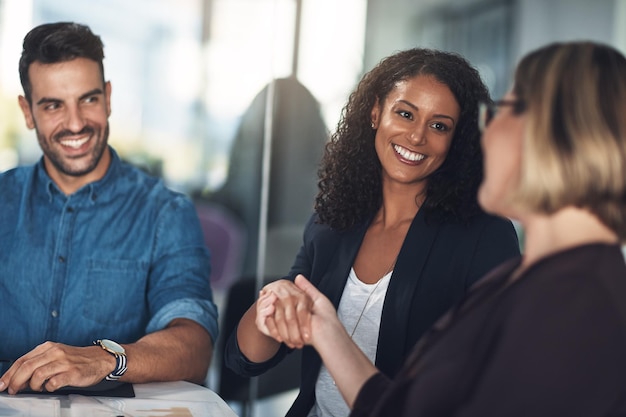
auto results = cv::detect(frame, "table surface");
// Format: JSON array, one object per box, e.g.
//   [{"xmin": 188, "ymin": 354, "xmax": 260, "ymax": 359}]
[{"xmin": 0, "ymin": 380, "xmax": 238, "ymax": 416}]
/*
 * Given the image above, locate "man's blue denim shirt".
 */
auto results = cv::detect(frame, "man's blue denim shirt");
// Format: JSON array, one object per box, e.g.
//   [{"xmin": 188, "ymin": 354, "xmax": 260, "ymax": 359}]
[{"xmin": 0, "ymin": 147, "xmax": 218, "ymax": 374}]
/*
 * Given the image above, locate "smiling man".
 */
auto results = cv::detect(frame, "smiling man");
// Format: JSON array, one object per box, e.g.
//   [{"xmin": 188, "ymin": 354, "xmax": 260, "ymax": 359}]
[
  {"xmin": 19, "ymin": 56, "xmax": 111, "ymax": 194},
  {"xmin": 0, "ymin": 22, "xmax": 218, "ymax": 394}
]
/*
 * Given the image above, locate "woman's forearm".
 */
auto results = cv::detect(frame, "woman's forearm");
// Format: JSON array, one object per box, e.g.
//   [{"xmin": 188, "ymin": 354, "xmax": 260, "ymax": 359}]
[
  {"xmin": 237, "ymin": 302, "xmax": 282, "ymax": 363},
  {"xmin": 313, "ymin": 315, "xmax": 379, "ymax": 408},
  {"xmin": 293, "ymin": 274, "xmax": 379, "ymax": 408}
]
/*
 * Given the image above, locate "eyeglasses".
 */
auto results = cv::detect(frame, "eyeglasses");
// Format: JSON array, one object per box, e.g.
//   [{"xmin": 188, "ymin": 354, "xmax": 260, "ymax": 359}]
[{"xmin": 478, "ymin": 100, "xmax": 526, "ymax": 132}]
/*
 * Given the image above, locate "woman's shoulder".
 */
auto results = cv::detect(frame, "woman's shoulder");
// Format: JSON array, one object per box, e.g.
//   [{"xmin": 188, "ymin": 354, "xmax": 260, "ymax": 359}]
[
  {"xmin": 513, "ymin": 244, "xmax": 625, "ymax": 293},
  {"xmin": 432, "ymin": 209, "xmax": 519, "ymax": 245},
  {"xmin": 464, "ymin": 210, "xmax": 516, "ymax": 230},
  {"xmin": 501, "ymin": 244, "xmax": 626, "ymax": 331},
  {"xmin": 430, "ymin": 208, "xmax": 514, "ymax": 230},
  {"xmin": 303, "ymin": 212, "xmax": 368, "ymax": 241}
]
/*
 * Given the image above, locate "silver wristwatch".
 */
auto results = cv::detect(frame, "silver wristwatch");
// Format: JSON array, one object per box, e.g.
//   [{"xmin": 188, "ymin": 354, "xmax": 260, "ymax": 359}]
[{"xmin": 94, "ymin": 339, "xmax": 127, "ymax": 381}]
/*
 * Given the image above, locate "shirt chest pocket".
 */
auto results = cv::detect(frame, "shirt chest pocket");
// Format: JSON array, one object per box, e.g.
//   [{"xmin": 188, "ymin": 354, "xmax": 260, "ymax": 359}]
[{"xmin": 84, "ymin": 259, "xmax": 149, "ymax": 326}]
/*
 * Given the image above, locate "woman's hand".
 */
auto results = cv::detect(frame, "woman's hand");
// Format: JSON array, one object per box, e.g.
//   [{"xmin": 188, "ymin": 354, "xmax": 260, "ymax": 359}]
[
  {"xmin": 257, "ymin": 275, "xmax": 347, "ymax": 352},
  {"xmin": 294, "ymin": 274, "xmax": 379, "ymax": 408},
  {"xmin": 258, "ymin": 275, "xmax": 378, "ymax": 408},
  {"xmin": 293, "ymin": 274, "xmax": 344, "ymax": 349},
  {"xmin": 255, "ymin": 290, "xmax": 277, "ymax": 336},
  {"xmin": 256, "ymin": 278, "xmax": 314, "ymax": 349}
]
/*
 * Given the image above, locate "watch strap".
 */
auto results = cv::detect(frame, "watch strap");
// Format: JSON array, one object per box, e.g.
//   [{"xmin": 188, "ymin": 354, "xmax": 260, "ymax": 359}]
[
  {"xmin": 105, "ymin": 353, "xmax": 128, "ymax": 381},
  {"xmin": 93, "ymin": 339, "xmax": 128, "ymax": 381}
]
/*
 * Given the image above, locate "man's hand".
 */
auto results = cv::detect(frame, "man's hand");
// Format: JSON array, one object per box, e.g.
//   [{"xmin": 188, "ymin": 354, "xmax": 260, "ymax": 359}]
[{"xmin": 0, "ymin": 341, "xmax": 114, "ymax": 394}]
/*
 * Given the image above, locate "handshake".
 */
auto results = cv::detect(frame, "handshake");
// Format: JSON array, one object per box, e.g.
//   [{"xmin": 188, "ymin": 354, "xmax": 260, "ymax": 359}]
[{"xmin": 255, "ymin": 275, "xmax": 343, "ymax": 351}]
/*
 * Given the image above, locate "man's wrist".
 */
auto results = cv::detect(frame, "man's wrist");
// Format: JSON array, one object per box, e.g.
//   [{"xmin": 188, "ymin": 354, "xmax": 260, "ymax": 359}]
[{"xmin": 93, "ymin": 339, "xmax": 127, "ymax": 381}]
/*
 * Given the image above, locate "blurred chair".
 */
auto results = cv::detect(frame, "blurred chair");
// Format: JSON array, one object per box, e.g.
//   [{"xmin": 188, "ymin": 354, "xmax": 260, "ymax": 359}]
[
  {"xmin": 194, "ymin": 202, "xmax": 246, "ymax": 292},
  {"xmin": 218, "ymin": 277, "xmax": 302, "ymax": 417},
  {"xmin": 208, "ymin": 77, "xmax": 326, "ymax": 415},
  {"xmin": 207, "ymin": 76, "xmax": 328, "ymax": 279}
]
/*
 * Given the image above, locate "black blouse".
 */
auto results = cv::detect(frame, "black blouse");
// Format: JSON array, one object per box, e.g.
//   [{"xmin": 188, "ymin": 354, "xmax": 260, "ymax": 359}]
[{"xmin": 352, "ymin": 243, "xmax": 626, "ymax": 417}]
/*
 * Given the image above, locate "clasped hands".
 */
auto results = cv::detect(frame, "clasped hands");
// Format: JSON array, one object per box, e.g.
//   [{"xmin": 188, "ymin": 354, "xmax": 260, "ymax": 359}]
[
  {"xmin": 256, "ymin": 274, "xmax": 342, "ymax": 350},
  {"xmin": 0, "ymin": 341, "xmax": 115, "ymax": 394}
]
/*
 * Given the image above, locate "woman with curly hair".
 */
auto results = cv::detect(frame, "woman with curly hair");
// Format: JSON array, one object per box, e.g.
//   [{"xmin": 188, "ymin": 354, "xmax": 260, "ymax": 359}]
[{"xmin": 224, "ymin": 48, "xmax": 520, "ymax": 417}]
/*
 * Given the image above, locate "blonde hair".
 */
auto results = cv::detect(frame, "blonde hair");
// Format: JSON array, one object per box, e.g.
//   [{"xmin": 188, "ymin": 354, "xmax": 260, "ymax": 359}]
[{"xmin": 511, "ymin": 42, "xmax": 626, "ymax": 240}]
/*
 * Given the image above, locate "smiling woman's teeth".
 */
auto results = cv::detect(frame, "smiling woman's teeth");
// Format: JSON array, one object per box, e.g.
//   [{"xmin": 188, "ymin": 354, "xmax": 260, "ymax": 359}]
[
  {"xmin": 61, "ymin": 137, "xmax": 90, "ymax": 149},
  {"xmin": 394, "ymin": 145, "xmax": 425, "ymax": 161}
]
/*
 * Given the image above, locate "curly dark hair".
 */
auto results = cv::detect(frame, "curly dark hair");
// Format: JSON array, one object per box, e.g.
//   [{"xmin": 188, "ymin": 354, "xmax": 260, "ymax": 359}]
[{"xmin": 315, "ymin": 48, "xmax": 491, "ymax": 230}]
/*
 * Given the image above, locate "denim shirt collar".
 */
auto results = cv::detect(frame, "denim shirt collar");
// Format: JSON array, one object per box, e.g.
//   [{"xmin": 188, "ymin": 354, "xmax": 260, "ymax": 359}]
[{"xmin": 36, "ymin": 146, "xmax": 121, "ymax": 205}]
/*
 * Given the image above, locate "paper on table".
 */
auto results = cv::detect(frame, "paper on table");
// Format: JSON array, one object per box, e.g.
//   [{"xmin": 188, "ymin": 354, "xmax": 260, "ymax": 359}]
[
  {"xmin": 0, "ymin": 396, "xmax": 60, "ymax": 417},
  {"xmin": 68, "ymin": 395, "xmax": 129, "ymax": 417},
  {"xmin": 96, "ymin": 398, "xmax": 234, "ymax": 417}
]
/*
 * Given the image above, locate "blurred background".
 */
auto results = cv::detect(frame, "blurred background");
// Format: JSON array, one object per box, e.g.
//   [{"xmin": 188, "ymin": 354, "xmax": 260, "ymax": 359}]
[{"xmin": 1, "ymin": 0, "xmax": 624, "ymax": 415}]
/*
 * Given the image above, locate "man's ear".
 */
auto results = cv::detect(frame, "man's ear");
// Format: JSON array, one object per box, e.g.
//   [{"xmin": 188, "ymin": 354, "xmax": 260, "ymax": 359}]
[
  {"xmin": 105, "ymin": 81, "xmax": 112, "ymax": 117},
  {"xmin": 18, "ymin": 95, "xmax": 35, "ymax": 130}
]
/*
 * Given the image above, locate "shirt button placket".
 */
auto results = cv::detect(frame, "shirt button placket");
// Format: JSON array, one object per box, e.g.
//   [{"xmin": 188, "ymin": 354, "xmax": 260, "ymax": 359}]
[{"xmin": 47, "ymin": 200, "xmax": 75, "ymax": 340}]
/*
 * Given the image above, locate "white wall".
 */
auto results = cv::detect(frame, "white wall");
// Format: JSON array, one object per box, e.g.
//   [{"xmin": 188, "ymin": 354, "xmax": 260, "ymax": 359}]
[
  {"xmin": 363, "ymin": 0, "xmax": 619, "ymax": 78},
  {"xmin": 513, "ymin": 0, "xmax": 616, "ymax": 61}
]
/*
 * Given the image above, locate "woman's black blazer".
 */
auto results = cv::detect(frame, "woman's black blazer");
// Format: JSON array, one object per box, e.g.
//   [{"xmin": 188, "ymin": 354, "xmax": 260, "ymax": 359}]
[{"xmin": 225, "ymin": 209, "xmax": 520, "ymax": 417}]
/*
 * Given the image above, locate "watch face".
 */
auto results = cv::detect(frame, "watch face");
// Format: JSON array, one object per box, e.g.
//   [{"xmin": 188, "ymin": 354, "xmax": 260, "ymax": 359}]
[{"xmin": 101, "ymin": 339, "xmax": 125, "ymax": 354}]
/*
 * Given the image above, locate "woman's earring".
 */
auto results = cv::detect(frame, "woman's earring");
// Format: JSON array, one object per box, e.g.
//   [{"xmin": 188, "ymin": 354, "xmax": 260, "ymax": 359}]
[{"xmin": 371, "ymin": 122, "xmax": 375, "ymax": 129}]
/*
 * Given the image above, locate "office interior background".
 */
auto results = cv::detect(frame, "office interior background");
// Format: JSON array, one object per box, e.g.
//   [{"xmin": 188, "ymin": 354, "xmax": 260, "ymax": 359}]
[{"xmin": 1, "ymin": 0, "xmax": 625, "ymax": 415}]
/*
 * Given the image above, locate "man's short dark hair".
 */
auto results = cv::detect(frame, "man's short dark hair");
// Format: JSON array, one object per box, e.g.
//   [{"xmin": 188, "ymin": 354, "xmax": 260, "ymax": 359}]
[{"xmin": 19, "ymin": 22, "xmax": 105, "ymax": 104}]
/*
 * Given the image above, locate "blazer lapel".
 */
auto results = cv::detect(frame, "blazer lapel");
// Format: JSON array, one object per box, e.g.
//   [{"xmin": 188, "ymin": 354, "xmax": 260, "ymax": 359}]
[
  {"xmin": 302, "ymin": 220, "xmax": 371, "ymax": 387},
  {"xmin": 376, "ymin": 209, "xmax": 441, "ymax": 376},
  {"xmin": 316, "ymin": 220, "xmax": 370, "ymax": 308}
]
